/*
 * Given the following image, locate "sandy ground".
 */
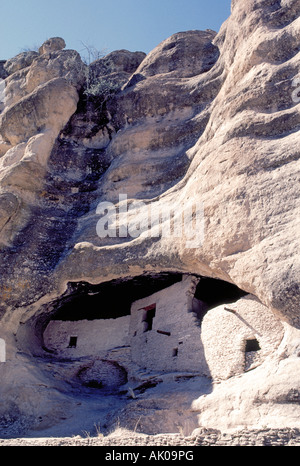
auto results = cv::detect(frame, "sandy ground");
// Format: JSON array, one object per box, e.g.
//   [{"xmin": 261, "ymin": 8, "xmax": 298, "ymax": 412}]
[
  {"xmin": 1, "ymin": 376, "xmax": 299, "ymax": 447},
  {"xmin": 0, "ymin": 375, "xmax": 210, "ymax": 446}
]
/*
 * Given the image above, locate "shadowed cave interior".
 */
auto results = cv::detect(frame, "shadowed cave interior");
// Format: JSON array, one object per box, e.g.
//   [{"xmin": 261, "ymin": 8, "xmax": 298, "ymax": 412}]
[
  {"xmin": 48, "ymin": 273, "xmax": 248, "ymax": 323},
  {"xmin": 34, "ymin": 272, "xmax": 248, "ymax": 396}
]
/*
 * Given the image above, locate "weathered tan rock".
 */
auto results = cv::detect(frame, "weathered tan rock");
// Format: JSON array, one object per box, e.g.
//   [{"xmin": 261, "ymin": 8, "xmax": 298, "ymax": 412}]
[
  {"xmin": 3, "ymin": 67, "xmax": 32, "ymax": 109},
  {"xmin": 0, "ymin": 42, "xmax": 84, "ymax": 117},
  {"xmin": 87, "ymin": 49, "xmax": 146, "ymax": 97},
  {"xmin": 38, "ymin": 37, "xmax": 66, "ymax": 55},
  {"xmin": 26, "ymin": 49, "xmax": 86, "ymax": 92},
  {"xmin": 4, "ymin": 51, "xmax": 39, "ymax": 76},
  {"xmin": 0, "ymin": 77, "xmax": 79, "ymax": 146},
  {"xmin": 90, "ymin": 49, "xmax": 146, "ymax": 77},
  {"xmin": 131, "ymin": 29, "xmax": 218, "ymax": 78}
]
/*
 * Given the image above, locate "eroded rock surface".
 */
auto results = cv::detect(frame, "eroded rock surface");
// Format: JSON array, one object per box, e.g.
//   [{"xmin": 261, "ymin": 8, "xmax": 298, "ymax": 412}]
[
  {"xmin": 38, "ymin": 37, "xmax": 66, "ymax": 55},
  {"xmin": 0, "ymin": 0, "xmax": 299, "ymax": 441}
]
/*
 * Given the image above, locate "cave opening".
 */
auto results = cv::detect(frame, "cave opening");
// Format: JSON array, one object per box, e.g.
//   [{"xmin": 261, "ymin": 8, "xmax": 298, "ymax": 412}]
[
  {"xmin": 36, "ymin": 272, "xmax": 249, "ymax": 386},
  {"xmin": 192, "ymin": 277, "xmax": 248, "ymax": 325},
  {"xmin": 44, "ymin": 273, "xmax": 248, "ymax": 330},
  {"xmin": 49, "ymin": 273, "xmax": 183, "ymax": 322}
]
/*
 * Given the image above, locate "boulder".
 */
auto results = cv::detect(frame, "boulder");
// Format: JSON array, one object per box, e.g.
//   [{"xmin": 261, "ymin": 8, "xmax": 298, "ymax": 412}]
[
  {"xmin": 89, "ymin": 49, "xmax": 146, "ymax": 77},
  {"xmin": 38, "ymin": 37, "xmax": 66, "ymax": 55},
  {"xmin": 2, "ymin": 49, "xmax": 86, "ymax": 112},
  {"xmin": 4, "ymin": 51, "xmax": 39, "ymax": 76},
  {"xmin": 26, "ymin": 49, "xmax": 87, "ymax": 92},
  {"xmin": 131, "ymin": 29, "xmax": 219, "ymax": 78},
  {"xmin": 0, "ymin": 77, "xmax": 79, "ymax": 146},
  {"xmin": 87, "ymin": 50, "xmax": 146, "ymax": 97}
]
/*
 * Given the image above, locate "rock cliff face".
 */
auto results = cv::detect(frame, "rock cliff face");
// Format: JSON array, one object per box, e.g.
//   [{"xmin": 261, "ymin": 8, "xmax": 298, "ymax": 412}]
[{"xmin": 0, "ymin": 0, "xmax": 299, "ymax": 440}]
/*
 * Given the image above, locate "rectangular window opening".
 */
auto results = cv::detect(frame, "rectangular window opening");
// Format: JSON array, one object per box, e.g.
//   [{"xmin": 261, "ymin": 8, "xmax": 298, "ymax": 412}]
[
  {"xmin": 68, "ymin": 336, "xmax": 78, "ymax": 348},
  {"xmin": 141, "ymin": 304, "xmax": 156, "ymax": 333},
  {"xmin": 245, "ymin": 338, "xmax": 260, "ymax": 353},
  {"xmin": 172, "ymin": 348, "xmax": 178, "ymax": 357}
]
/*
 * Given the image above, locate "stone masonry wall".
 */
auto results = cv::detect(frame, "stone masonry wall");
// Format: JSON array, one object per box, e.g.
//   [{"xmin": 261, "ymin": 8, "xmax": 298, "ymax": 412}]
[
  {"xmin": 129, "ymin": 275, "xmax": 209, "ymax": 374},
  {"xmin": 43, "ymin": 315, "xmax": 130, "ymax": 358},
  {"xmin": 201, "ymin": 295, "xmax": 285, "ymax": 381}
]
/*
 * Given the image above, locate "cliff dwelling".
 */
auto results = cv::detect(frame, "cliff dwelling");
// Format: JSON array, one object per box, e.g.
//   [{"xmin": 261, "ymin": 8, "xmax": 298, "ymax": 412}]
[
  {"xmin": 0, "ymin": 0, "xmax": 299, "ymax": 443},
  {"xmin": 36, "ymin": 273, "xmax": 285, "ymax": 391}
]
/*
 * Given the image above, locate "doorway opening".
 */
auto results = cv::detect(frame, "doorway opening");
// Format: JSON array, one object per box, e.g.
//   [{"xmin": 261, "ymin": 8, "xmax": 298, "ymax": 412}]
[
  {"xmin": 68, "ymin": 336, "xmax": 78, "ymax": 348},
  {"xmin": 142, "ymin": 304, "xmax": 156, "ymax": 332}
]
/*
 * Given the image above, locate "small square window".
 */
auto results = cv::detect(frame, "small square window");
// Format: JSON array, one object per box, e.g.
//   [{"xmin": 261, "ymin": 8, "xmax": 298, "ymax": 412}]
[{"xmin": 245, "ymin": 338, "xmax": 260, "ymax": 352}]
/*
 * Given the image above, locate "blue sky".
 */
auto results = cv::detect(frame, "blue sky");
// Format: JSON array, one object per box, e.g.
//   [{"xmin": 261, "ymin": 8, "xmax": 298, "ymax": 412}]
[{"xmin": 1, "ymin": 0, "xmax": 231, "ymax": 60}]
